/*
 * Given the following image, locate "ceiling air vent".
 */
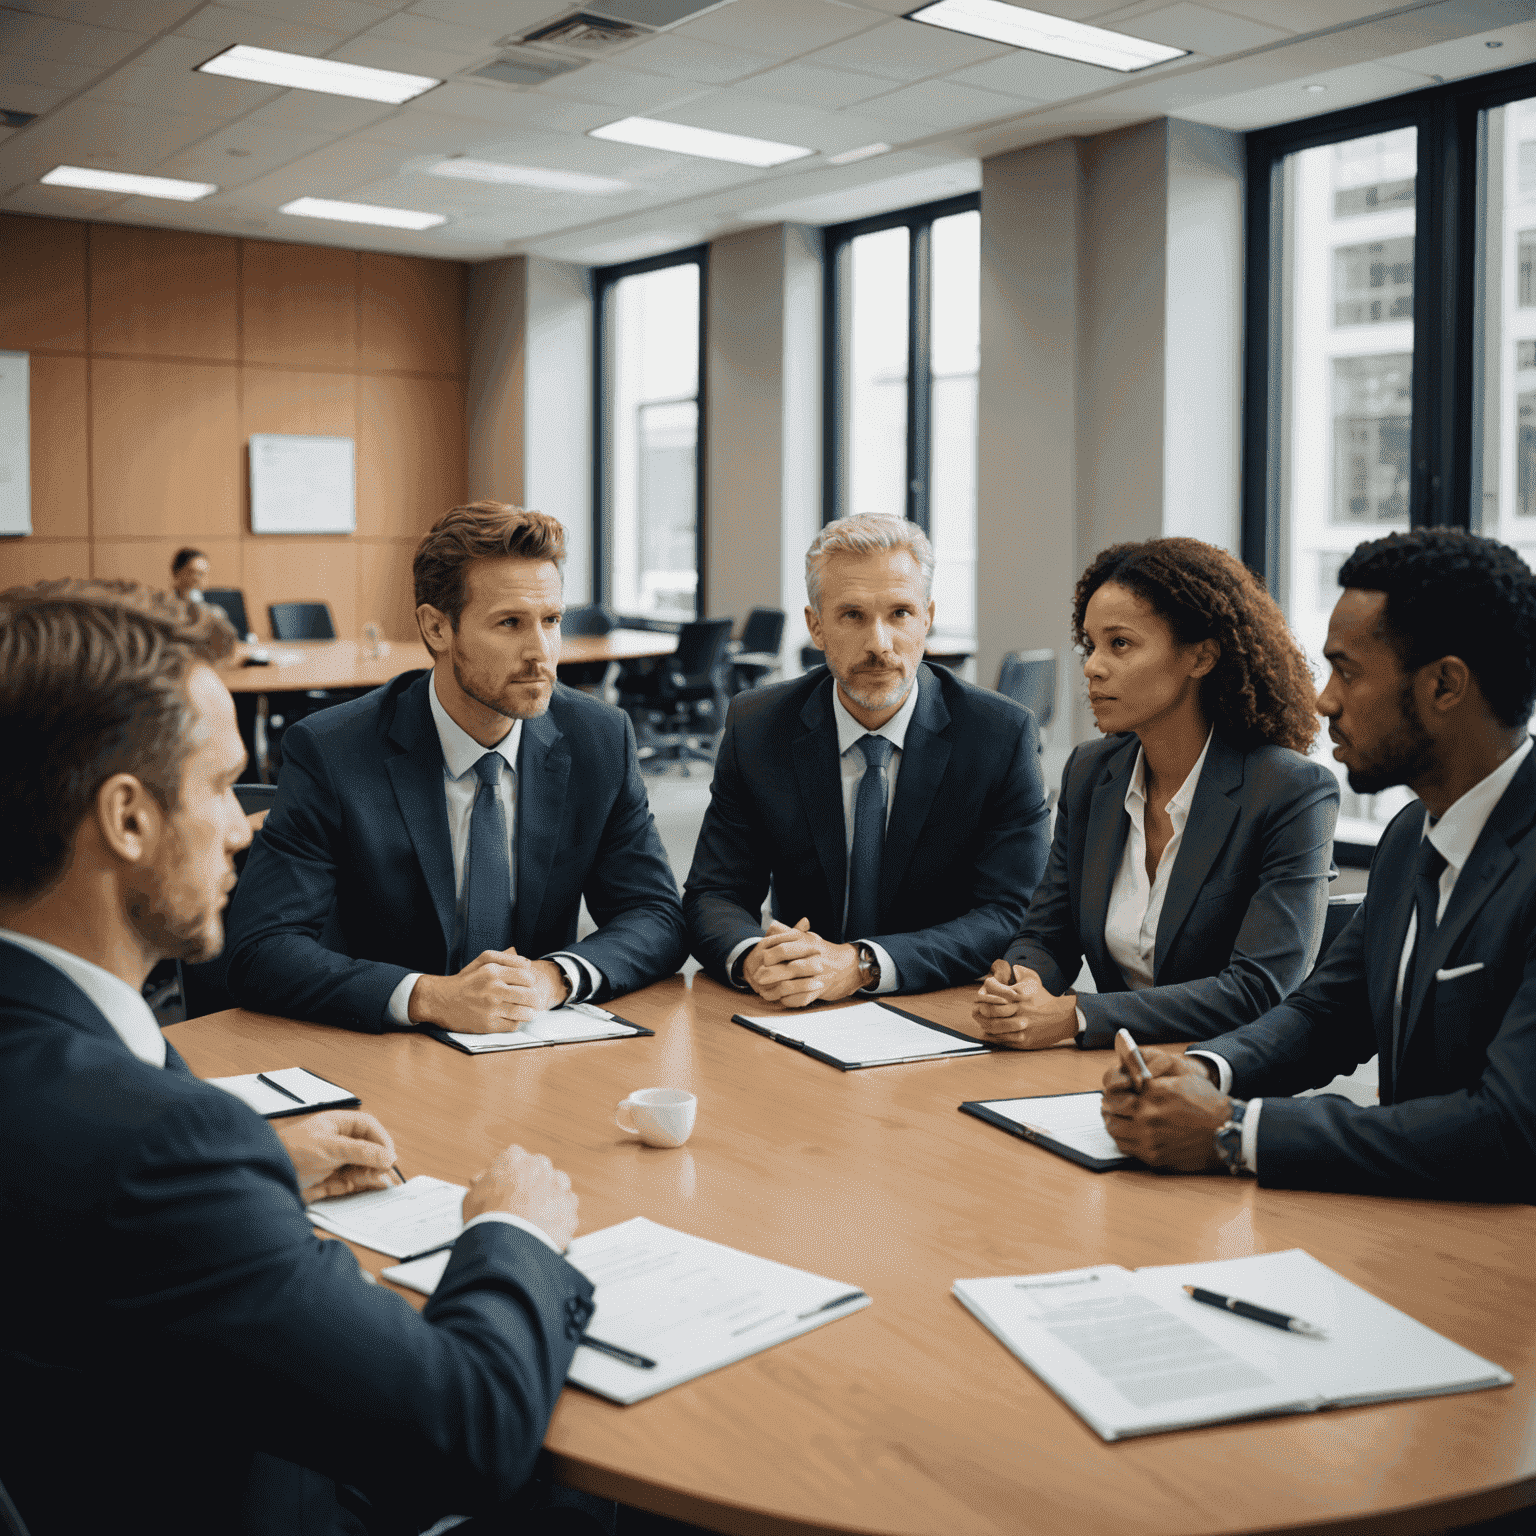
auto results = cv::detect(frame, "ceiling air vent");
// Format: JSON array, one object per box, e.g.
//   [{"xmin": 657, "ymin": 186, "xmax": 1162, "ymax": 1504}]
[
  {"xmin": 1, "ymin": 109, "xmax": 37, "ymax": 128},
  {"xmin": 521, "ymin": 12, "xmax": 652, "ymax": 51},
  {"xmin": 471, "ymin": 48, "xmax": 584, "ymax": 86}
]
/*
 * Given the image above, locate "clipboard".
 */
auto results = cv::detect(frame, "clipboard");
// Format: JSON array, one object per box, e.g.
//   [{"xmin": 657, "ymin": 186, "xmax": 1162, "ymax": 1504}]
[
  {"xmin": 959, "ymin": 1093, "xmax": 1138, "ymax": 1172},
  {"xmin": 731, "ymin": 1000, "xmax": 990, "ymax": 1071},
  {"xmin": 423, "ymin": 1012, "xmax": 652, "ymax": 1055}
]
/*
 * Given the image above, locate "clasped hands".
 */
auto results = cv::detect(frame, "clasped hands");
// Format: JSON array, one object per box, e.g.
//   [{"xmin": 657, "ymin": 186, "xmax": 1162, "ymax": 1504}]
[
  {"xmin": 1098, "ymin": 1040, "xmax": 1231, "ymax": 1172},
  {"xmin": 741, "ymin": 917, "xmax": 869, "ymax": 1007},
  {"xmin": 410, "ymin": 947, "xmax": 571, "ymax": 1034},
  {"xmin": 970, "ymin": 959, "xmax": 1080, "ymax": 1048}
]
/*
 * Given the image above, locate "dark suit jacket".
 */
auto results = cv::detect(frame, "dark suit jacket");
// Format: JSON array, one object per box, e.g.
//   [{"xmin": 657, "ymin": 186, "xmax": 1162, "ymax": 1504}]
[
  {"xmin": 226, "ymin": 671, "xmax": 688, "ymax": 1031},
  {"xmin": 0, "ymin": 940, "xmax": 594, "ymax": 1536},
  {"xmin": 1005, "ymin": 732, "xmax": 1339, "ymax": 1048},
  {"xmin": 1205, "ymin": 743, "xmax": 1536, "ymax": 1201},
  {"xmin": 683, "ymin": 665, "xmax": 1051, "ymax": 994}
]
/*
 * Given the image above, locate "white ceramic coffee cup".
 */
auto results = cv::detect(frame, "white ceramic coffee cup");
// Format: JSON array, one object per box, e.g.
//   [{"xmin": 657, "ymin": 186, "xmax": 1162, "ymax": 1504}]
[{"xmin": 615, "ymin": 1087, "xmax": 696, "ymax": 1148}]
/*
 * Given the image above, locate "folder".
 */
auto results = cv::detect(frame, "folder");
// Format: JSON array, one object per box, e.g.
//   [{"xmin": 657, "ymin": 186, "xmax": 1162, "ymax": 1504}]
[
  {"xmin": 207, "ymin": 1066, "xmax": 361, "ymax": 1119},
  {"xmin": 731, "ymin": 999, "xmax": 988, "ymax": 1070},
  {"xmin": 959, "ymin": 1092, "xmax": 1135, "ymax": 1171}
]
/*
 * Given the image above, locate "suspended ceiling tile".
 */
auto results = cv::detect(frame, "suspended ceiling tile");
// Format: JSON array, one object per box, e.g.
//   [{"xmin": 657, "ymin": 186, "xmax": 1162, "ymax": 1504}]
[
  {"xmin": 85, "ymin": 35, "xmax": 286, "ymax": 115},
  {"xmin": 661, "ymin": 88, "xmax": 844, "ymax": 142},
  {"xmin": 0, "ymin": 55, "xmax": 102, "ymax": 92},
  {"xmin": 854, "ymin": 77, "xmax": 1024, "ymax": 129},
  {"xmin": 9, "ymin": 98, "xmax": 231, "ymax": 172},
  {"xmin": 218, "ymin": 0, "xmax": 396, "ymax": 30},
  {"xmin": 533, "ymin": 62, "xmax": 710, "ymax": 111},
  {"xmin": 172, "ymin": 6, "xmax": 350, "ymax": 55},
  {"xmin": 946, "ymin": 47, "xmax": 1122, "ymax": 102},
  {"xmin": 155, "ymin": 119, "xmax": 335, "ymax": 181},
  {"xmin": 674, "ymin": 0, "xmax": 882, "ymax": 54},
  {"xmin": 738, "ymin": 61, "xmax": 900, "ymax": 109},
  {"xmin": 1176, "ymin": 58, "xmax": 1435, "ymax": 130},
  {"xmin": 737, "ymin": 156, "xmax": 979, "ymax": 223},
  {"xmin": 402, "ymin": 0, "xmax": 570, "ymax": 30},
  {"xmin": 808, "ymin": 17, "xmax": 1014, "ymax": 81},
  {"xmin": 0, "ymin": 83, "xmax": 75, "ymax": 112},
  {"xmin": 1209, "ymin": 0, "xmax": 1416, "ymax": 26},
  {"xmin": 4, "ymin": 180, "xmax": 126, "ymax": 214},
  {"xmin": 1384, "ymin": 20, "xmax": 1536, "ymax": 82},
  {"xmin": 419, "ymin": 77, "xmax": 611, "ymax": 129},
  {"xmin": 0, "ymin": 12, "xmax": 150, "ymax": 69},
  {"xmin": 615, "ymin": 34, "xmax": 777, "ymax": 84},
  {"xmin": 1116, "ymin": 2, "xmax": 1290, "ymax": 55},
  {"xmin": 329, "ymin": 36, "xmax": 480, "ymax": 78},
  {"xmin": 5, "ymin": 0, "xmax": 196, "ymax": 30},
  {"xmin": 350, "ymin": 105, "xmax": 526, "ymax": 150},
  {"xmin": 242, "ymin": 91, "xmax": 401, "ymax": 134},
  {"xmin": 362, "ymin": 11, "xmax": 505, "ymax": 55}
]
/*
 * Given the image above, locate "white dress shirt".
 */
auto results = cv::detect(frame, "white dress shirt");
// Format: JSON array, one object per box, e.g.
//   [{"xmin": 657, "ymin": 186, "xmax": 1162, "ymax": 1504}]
[
  {"xmin": 1073, "ymin": 732, "xmax": 1212, "ymax": 1034},
  {"xmin": 726, "ymin": 681, "xmax": 918, "ymax": 993},
  {"xmin": 1195, "ymin": 735, "xmax": 1533, "ymax": 1172},
  {"xmin": 387, "ymin": 674, "xmax": 601, "ymax": 1026}
]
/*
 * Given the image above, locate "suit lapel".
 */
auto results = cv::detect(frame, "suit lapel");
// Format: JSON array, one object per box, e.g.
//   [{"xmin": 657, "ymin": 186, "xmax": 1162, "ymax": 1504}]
[
  {"xmin": 513, "ymin": 711, "xmax": 570, "ymax": 952},
  {"xmin": 879, "ymin": 667, "xmax": 951, "ymax": 915},
  {"xmin": 1080, "ymin": 738, "xmax": 1137, "ymax": 981},
  {"xmin": 792, "ymin": 678, "xmax": 851, "ymax": 924},
  {"xmin": 384, "ymin": 674, "xmax": 457, "ymax": 957},
  {"xmin": 1153, "ymin": 734, "xmax": 1241, "ymax": 980}
]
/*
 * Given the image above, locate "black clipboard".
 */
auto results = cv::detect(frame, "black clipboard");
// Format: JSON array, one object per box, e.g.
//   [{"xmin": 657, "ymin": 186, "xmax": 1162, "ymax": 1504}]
[
  {"xmin": 731, "ymin": 1000, "xmax": 990, "ymax": 1071},
  {"xmin": 959, "ymin": 1094, "xmax": 1137, "ymax": 1172},
  {"xmin": 217, "ymin": 1069, "xmax": 361, "ymax": 1120},
  {"xmin": 424, "ymin": 1013, "xmax": 653, "ymax": 1055}
]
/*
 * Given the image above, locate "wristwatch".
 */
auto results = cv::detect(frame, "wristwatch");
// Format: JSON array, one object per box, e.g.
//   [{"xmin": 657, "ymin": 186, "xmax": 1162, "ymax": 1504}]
[
  {"xmin": 855, "ymin": 942, "xmax": 881, "ymax": 992},
  {"xmin": 1214, "ymin": 1099, "xmax": 1249, "ymax": 1175}
]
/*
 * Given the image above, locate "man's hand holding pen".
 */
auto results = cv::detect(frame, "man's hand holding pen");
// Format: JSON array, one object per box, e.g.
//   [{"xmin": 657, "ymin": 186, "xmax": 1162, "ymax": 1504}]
[
  {"xmin": 273, "ymin": 1109, "xmax": 400, "ymax": 1203},
  {"xmin": 1100, "ymin": 1033, "xmax": 1230, "ymax": 1172}
]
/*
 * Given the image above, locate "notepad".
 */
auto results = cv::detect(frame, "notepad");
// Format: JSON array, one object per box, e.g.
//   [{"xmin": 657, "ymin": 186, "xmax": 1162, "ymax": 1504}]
[
  {"xmin": 427, "ymin": 1002, "xmax": 652, "ymax": 1055},
  {"xmin": 955, "ymin": 1249, "xmax": 1511, "ymax": 1441},
  {"xmin": 385, "ymin": 1216, "xmax": 871, "ymax": 1405},
  {"xmin": 307, "ymin": 1175, "xmax": 465, "ymax": 1260},
  {"xmin": 959, "ymin": 1092, "xmax": 1133, "ymax": 1171},
  {"xmin": 731, "ymin": 1000, "xmax": 987, "ymax": 1070},
  {"xmin": 207, "ymin": 1066, "xmax": 361, "ymax": 1119}
]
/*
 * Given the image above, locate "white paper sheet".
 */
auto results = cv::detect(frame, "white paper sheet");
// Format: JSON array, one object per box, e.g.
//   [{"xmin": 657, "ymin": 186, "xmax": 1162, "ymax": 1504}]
[
  {"xmin": 738, "ymin": 1000, "xmax": 985, "ymax": 1067},
  {"xmin": 207, "ymin": 1066, "xmax": 357, "ymax": 1117},
  {"xmin": 446, "ymin": 1002, "xmax": 635, "ymax": 1054},
  {"xmin": 977, "ymin": 1093, "xmax": 1124, "ymax": 1163},
  {"xmin": 307, "ymin": 1175, "xmax": 465, "ymax": 1259}
]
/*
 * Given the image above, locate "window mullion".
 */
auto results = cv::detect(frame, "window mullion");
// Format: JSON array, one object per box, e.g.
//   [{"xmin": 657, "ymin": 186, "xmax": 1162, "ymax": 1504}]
[{"xmin": 908, "ymin": 219, "xmax": 933, "ymax": 533}]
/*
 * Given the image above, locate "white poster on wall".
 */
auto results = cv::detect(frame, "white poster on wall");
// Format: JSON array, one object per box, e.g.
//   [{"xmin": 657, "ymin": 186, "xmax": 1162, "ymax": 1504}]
[
  {"xmin": 250, "ymin": 434, "xmax": 355, "ymax": 535},
  {"xmin": 0, "ymin": 350, "xmax": 31, "ymax": 536}
]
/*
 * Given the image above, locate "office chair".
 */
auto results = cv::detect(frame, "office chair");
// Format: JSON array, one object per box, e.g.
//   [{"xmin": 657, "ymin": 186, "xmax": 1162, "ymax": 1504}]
[
  {"xmin": 1317, "ymin": 891, "xmax": 1364, "ymax": 965},
  {"xmin": 729, "ymin": 606, "xmax": 786, "ymax": 693},
  {"xmin": 800, "ymin": 644, "xmax": 827, "ymax": 673},
  {"xmin": 269, "ymin": 602, "xmax": 337, "ymax": 641},
  {"xmin": 619, "ymin": 617, "xmax": 734, "ymax": 774},
  {"xmin": 201, "ymin": 587, "xmax": 249, "ymax": 637},
  {"xmin": 561, "ymin": 603, "xmax": 620, "ymax": 690},
  {"xmin": 995, "ymin": 649, "xmax": 1057, "ymax": 730},
  {"xmin": 179, "ymin": 785, "xmax": 280, "ymax": 1020}
]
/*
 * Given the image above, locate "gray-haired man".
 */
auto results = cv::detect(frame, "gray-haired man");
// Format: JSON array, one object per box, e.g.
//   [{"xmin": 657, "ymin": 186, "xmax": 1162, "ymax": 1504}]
[{"xmin": 683, "ymin": 514, "xmax": 1051, "ymax": 1003}]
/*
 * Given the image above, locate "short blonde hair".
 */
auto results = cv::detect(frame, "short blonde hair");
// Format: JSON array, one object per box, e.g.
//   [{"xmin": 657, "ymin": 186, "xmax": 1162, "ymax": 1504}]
[{"xmin": 805, "ymin": 514, "xmax": 935, "ymax": 610}]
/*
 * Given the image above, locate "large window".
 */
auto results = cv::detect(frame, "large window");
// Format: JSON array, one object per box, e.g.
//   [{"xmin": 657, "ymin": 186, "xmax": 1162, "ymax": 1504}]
[
  {"xmin": 825, "ymin": 195, "xmax": 980, "ymax": 637},
  {"xmin": 1245, "ymin": 64, "xmax": 1536, "ymax": 850},
  {"xmin": 595, "ymin": 248, "xmax": 706, "ymax": 621}
]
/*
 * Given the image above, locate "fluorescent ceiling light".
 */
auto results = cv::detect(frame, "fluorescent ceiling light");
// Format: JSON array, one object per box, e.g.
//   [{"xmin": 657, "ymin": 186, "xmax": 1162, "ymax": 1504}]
[
  {"xmin": 828, "ymin": 143, "xmax": 891, "ymax": 166},
  {"xmin": 41, "ymin": 165, "xmax": 218, "ymax": 200},
  {"xmin": 427, "ymin": 159, "xmax": 630, "ymax": 195},
  {"xmin": 279, "ymin": 196, "xmax": 445, "ymax": 230},
  {"xmin": 198, "ymin": 43, "xmax": 439, "ymax": 104},
  {"xmin": 907, "ymin": 0, "xmax": 1188, "ymax": 72},
  {"xmin": 589, "ymin": 116, "xmax": 813, "ymax": 168}
]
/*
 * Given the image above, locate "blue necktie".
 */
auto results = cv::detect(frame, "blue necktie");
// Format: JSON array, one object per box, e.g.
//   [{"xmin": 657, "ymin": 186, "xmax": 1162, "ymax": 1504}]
[
  {"xmin": 460, "ymin": 751, "xmax": 513, "ymax": 968},
  {"xmin": 844, "ymin": 734, "xmax": 893, "ymax": 942}
]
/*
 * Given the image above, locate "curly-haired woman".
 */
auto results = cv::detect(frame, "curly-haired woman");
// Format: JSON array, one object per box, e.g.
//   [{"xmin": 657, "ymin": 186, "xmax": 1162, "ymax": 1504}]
[{"xmin": 973, "ymin": 537, "xmax": 1339, "ymax": 1050}]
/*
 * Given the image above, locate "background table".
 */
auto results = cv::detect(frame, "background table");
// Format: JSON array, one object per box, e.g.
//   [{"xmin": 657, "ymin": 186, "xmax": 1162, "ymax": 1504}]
[{"xmin": 172, "ymin": 979, "xmax": 1535, "ymax": 1536}]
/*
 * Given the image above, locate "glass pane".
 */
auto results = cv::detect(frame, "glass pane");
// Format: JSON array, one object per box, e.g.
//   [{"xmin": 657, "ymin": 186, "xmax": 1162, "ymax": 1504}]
[
  {"xmin": 1277, "ymin": 126, "xmax": 1417, "ymax": 843},
  {"xmin": 846, "ymin": 225, "xmax": 909, "ymax": 520},
  {"xmin": 607, "ymin": 262, "xmax": 700, "ymax": 619},
  {"xmin": 928, "ymin": 209, "xmax": 980, "ymax": 638}
]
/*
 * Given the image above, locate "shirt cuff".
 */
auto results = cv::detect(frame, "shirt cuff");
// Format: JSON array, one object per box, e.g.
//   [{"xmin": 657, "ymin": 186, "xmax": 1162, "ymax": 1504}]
[
  {"xmin": 388, "ymin": 972, "xmax": 423, "ymax": 1027},
  {"xmin": 1074, "ymin": 1005, "xmax": 1086, "ymax": 1036},
  {"xmin": 1187, "ymin": 1049, "xmax": 1233, "ymax": 1095},
  {"xmin": 1241, "ymin": 1098, "xmax": 1262, "ymax": 1175},
  {"xmin": 462, "ymin": 1210, "xmax": 564, "ymax": 1256},
  {"xmin": 726, "ymin": 936, "xmax": 760, "ymax": 990},
  {"xmin": 547, "ymin": 952, "xmax": 601, "ymax": 1005},
  {"xmin": 859, "ymin": 941, "xmax": 899, "ymax": 995}
]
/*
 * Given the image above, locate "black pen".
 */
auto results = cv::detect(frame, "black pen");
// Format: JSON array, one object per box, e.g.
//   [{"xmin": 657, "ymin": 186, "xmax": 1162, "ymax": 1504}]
[
  {"xmin": 581, "ymin": 1335, "xmax": 656, "ymax": 1369},
  {"xmin": 398, "ymin": 1239, "xmax": 456, "ymax": 1266},
  {"xmin": 1184, "ymin": 1286, "xmax": 1327, "ymax": 1338},
  {"xmin": 392, "ymin": 1165, "xmax": 406, "ymax": 1185},
  {"xmin": 796, "ymin": 1290, "xmax": 867, "ymax": 1320},
  {"xmin": 257, "ymin": 1071, "xmax": 306, "ymax": 1106}
]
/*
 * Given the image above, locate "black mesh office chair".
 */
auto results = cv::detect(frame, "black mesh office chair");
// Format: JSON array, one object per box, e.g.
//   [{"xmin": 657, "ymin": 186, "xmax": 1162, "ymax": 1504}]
[
  {"xmin": 995, "ymin": 649, "xmax": 1057, "ymax": 730},
  {"xmin": 269, "ymin": 602, "xmax": 337, "ymax": 641},
  {"xmin": 619, "ymin": 617, "xmax": 735, "ymax": 774},
  {"xmin": 730, "ymin": 606, "xmax": 786, "ymax": 693},
  {"xmin": 561, "ymin": 603, "xmax": 620, "ymax": 690},
  {"xmin": 800, "ymin": 644, "xmax": 827, "ymax": 673},
  {"xmin": 201, "ymin": 587, "xmax": 249, "ymax": 637}
]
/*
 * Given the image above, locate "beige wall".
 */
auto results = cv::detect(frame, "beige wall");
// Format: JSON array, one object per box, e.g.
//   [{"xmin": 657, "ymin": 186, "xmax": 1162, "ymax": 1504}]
[{"xmin": 0, "ymin": 213, "xmax": 469, "ymax": 639}]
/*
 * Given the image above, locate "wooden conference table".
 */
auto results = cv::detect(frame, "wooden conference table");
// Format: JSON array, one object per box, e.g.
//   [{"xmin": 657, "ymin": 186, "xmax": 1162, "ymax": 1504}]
[{"xmin": 171, "ymin": 978, "xmax": 1535, "ymax": 1536}]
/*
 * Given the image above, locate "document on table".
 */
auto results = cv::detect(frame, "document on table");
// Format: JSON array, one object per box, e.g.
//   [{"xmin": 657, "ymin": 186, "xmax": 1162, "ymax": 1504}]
[
  {"xmin": 954, "ymin": 1248, "xmax": 1511, "ymax": 1441},
  {"xmin": 207, "ymin": 1066, "xmax": 360, "ymax": 1119},
  {"xmin": 307, "ymin": 1175, "xmax": 465, "ymax": 1260},
  {"xmin": 732, "ymin": 999, "xmax": 987, "ymax": 1070},
  {"xmin": 429, "ymin": 1002, "xmax": 651, "ymax": 1055},
  {"xmin": 384, "ymin": 1216, "xmax": 871, "ymax": 1405},
  {"xmin": 959, "ymin": 1092, "xmax": 1133, "ymax": 1171}
]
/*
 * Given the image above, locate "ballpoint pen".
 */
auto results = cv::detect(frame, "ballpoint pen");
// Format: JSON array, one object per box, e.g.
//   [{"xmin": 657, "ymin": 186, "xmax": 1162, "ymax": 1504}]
[
  {"xmin": 796, "ymin": 1290, "xmax": 867, "ymax": 1320},
  {"xmin": 256, "ymin": 1071, "xmax": 305, "ymax": 1105},
  {"xmin": 580, "ymin": 1335, "xmax": 657, "ymax": 1369},
  {"xmin": 1114, "ymin": 1029, "xmax": 1153, "ymax": 1091},
  {"xmin": 1183, "ymin": 1285, "xmax": 1327, "ymax": 1338}
]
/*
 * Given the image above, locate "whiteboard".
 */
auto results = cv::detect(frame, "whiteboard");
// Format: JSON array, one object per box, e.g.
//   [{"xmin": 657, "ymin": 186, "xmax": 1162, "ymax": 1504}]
[
  {"xmin": 249, "ymin": 433, "xmax": 355, "ymax": 535},
  {"xmin": 0, "ymin": 351, "xmax": 30, "ymax": 536}
]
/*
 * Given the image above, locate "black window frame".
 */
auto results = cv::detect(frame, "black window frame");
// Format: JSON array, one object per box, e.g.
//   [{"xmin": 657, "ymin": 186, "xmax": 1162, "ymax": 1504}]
[
  {"xmin": 821, "ymin": 191, "xmax": 981, "ymax": 529},
  {"xmin": 1241, "ymin": 57, "xmax": 1536, "ymax": 584},
  {"xmin": 592, "ymin": 242, "xmax": 709, "ymax": 626}
]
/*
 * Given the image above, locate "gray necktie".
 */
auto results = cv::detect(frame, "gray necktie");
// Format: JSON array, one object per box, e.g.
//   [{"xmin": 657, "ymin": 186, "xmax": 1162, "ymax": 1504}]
[
  {"xmin": 844, "ymin": 734, "xmax": 894, "ymax": 942},
  {"xmin": 459, "ymin": 751, "xmax": 513, "ymax": 968},
  {"xmin": 1395, "ymin": 838, "xmax": 1447, "ymax": 1071}
]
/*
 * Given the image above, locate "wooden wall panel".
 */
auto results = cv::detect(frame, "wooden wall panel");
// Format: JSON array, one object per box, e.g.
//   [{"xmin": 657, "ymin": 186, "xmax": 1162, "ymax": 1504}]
[
  {"xmin": 91, "ymin": 536, "xmax": 242, "ymax": 592},
  {"xmin": 0, "ymin": 539, "xmax": 91, "ymax": 588},
  {"xmin": 358, "ymin": 252, "xmax": 467, "ymax": 376},
  {"xmin": 356, "ymin": 373, "xmax": 467, "ymax": 539},
  {"xmin": 28, "ymin": 354, "xmax": 89, "ymax": 539},
  {"xmin": 92, "ymin": 358, "xmax": 241, "ymax": 538},
  {"xmin": 0, "ymin": 215, "xmax": 87, "ymax": 352},
  {"xmin": 357, "ymin": 537, "xmax": 423, "ymax": 642},
  {"xmin": 243, "ymin": 241, "xmax": 358, "ymax": 370},
  {"xmin": 90, "ymin": 225, "xmax": 240, "ymax": 362},
  {"xmin": 243, "ymin": 537, "xmax": 358, "ymax": 642}
]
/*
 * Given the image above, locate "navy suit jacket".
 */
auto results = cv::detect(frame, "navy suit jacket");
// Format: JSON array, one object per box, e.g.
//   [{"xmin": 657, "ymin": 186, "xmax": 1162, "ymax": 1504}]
[
  {"xmin": 0, "ymin": 940, "xmax": 594, "ymax": 1536},
  {"xmin": 1206, "ymin": 743, "xmax": 1536, "ymax": 1200},
  {"xmin": 1005, "ymin": 732, "xmax": 1339, "ymax": 1048},
  {"xmin": 226, "ymin": 671, "xmax": 688, "ymax": 1031},
  {"xmin": 683, "ymin": 665, "xmax": 1051, "ymax": 994}
]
